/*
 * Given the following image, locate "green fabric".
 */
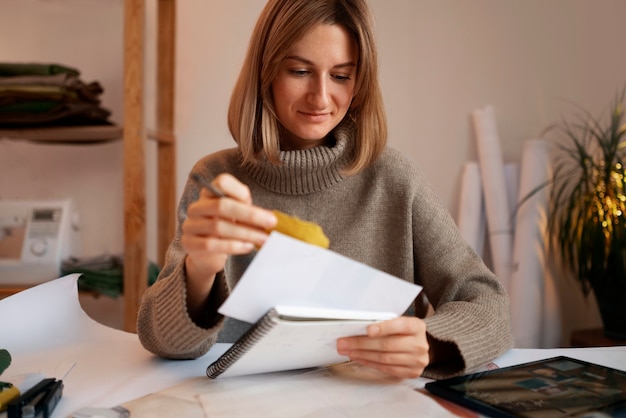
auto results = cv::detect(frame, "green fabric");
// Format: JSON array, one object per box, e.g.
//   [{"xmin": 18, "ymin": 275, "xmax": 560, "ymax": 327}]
[
  {"xmin": 0, "ymin": 85, "xmax": 79, "ymax": 102},
  {"xmin": 0, "ymin": 85, "xmax": 68, "ymax": 94},
  {"xmin": 0, "ymin": 63, "xmax": 80, "ymax": 77},
  {"xmin": 62, "ymin": 255, "xmax": 160, "ymax": 298},
  {"xmin": 0, "ymin": 64, "xmax": 110, "ymax": 127},
  {"xmin": 0, "ymin": 101, "xmax": 59, "ymax": 113}
]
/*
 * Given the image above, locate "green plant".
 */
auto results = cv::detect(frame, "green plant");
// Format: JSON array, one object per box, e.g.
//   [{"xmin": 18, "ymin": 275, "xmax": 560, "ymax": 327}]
[
  {"xmin": 545, "ymin": 89, "xmax": 626, "ymax": 297},
  {"xmin": 0, "ymin": 349, "xmax": 10, "ymax": 376},
  {"xmin": 529, "ymin": 88, "xmax": 626, "ymax": 339}
]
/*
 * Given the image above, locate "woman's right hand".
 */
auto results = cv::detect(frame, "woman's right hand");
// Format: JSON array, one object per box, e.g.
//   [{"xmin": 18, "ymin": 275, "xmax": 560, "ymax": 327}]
[{"xmin": 182, "ymin": 173, "xmax": 277, "ymax": 311}]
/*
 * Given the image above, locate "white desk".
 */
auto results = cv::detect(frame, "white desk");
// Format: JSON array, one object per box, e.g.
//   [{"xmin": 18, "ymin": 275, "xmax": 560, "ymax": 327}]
[{"xmin": 2, "ymin": 275, "xmax": 625, "ymax": 417}]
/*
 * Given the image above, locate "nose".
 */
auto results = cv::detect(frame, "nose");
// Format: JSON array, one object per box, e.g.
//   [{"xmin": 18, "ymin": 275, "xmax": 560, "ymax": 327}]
[{"xmin": 307, "ymin": 75, "xmax": 330, "ymax": 109}]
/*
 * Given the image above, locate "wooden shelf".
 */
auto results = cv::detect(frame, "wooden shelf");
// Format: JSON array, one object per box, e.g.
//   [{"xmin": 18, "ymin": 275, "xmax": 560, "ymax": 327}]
[
  {"xmin": 0, "ymin": 125, "xmax": 123, "ymax": 143},
  {"xmin": 1, "ymin": 0, "xmax": 177, "ymax": 333}
]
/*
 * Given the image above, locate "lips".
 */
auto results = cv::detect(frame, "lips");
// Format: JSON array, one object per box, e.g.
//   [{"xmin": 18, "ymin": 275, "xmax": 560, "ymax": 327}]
[{"xmin": 299, "ymin": 111, "xmax": 330, "ymax": 122}]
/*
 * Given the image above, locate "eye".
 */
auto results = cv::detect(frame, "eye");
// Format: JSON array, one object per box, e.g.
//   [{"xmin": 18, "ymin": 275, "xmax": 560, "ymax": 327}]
[
  {"xmin": 289, "ymin": 69, "xmax": 310, "ymax": 77},
  {"xmin": 332, "ymin": 74, "xmax": 352, "ymax": 83}
]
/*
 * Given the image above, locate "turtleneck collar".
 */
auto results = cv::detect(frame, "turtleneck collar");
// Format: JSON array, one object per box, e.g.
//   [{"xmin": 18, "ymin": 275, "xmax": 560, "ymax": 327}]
[{"xmin": 244, "ymin": 125, "xmax": 354, "ymax": 195}]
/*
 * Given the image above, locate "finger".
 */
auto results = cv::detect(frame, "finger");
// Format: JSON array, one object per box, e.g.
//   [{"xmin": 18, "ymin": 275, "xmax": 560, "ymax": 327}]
[
  {"xmin": 193, "ymin": 173, "xmax": 253, "ymax": 203},
  {"xmin": 182, "ymin": 231, "xmax": 255, "ymax": 256},
  {"xmin": 345, "ymin": 344, "xmax": 422, "ymax": 364},
  {"xmin": 338, "ymin": 333, "xmax": 427, "ymax": 355},
  {"xmin": 335, "ymin": 317, "xmax": 426, "ymax": 352},
  {"xmin": 213, "ymin": 173, "xmax": 253, "ymax": 204},
  {"xmin": 189, "ymin": 194, "xmax": 277, "ymax": 232},
  {"xmin": 367, "ymin": 316, "xmax": 426, "ymax": 338},
  {"xmin": 339, "ymin": 336, "xmax": 430, "ymax": 379},
  {"xmin": 183, "ymin": 214, "xmax": 269, "ymax": 248}
]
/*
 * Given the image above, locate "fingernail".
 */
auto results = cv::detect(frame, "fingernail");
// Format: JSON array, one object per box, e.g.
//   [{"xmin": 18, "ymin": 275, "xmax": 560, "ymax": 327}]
[
  {"xmin": 240, "ymin": 242, "xmax": 255, "ymax": 251},
  {"xmin": 264, "ymin": 213, "xmax": 278, "ymax": 228},
  {"xmin": 369, "ymin": 325, "xmax": 380, "ymax": 337}
]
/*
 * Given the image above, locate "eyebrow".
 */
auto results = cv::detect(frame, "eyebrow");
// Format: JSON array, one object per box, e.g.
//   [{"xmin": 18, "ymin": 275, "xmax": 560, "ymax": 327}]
[{"xmin": 284, "ymin": 55, "xmax": 356, "ymax": 69}]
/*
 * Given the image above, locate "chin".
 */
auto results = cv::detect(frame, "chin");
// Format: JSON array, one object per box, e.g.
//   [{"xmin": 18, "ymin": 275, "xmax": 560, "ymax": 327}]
[{"xmin": 300, "ymin": 130, "xmax": 334, "ymax": 142}]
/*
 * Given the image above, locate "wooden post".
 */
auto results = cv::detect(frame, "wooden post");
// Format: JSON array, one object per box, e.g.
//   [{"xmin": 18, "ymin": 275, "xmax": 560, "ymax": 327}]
[
  {"xmin": 123, "ymin": 0, "xmax": 146, "ymax": 333},
  {"xmin": 157, "ymin": 0, "xmax": 177, "ymax": 267}
]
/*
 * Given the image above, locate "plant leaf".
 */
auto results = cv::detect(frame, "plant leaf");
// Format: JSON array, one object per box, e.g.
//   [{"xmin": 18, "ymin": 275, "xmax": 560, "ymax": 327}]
[
  {"xmin": 0, "ymin": 349, "xmax": 11, "ymax": 376},
  {"xmin": 522, "ymin": 86, "xmax": 626, "ymax": 296}
]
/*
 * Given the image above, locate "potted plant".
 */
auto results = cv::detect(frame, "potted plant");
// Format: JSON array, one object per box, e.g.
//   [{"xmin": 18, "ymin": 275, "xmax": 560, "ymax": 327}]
[{"xmin": 540, "ymin": 88, "xmax": 626, "ymax": 340}]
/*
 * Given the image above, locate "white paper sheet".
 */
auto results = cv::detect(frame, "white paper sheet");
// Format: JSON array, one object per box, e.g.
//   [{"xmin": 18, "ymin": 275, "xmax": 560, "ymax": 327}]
[
  {"xmin": 510, "ymin": 139, "xmax": 561, "ymax": 348},
  {"xmin": 457, "ymin": 161, "xmax": 518, "ymax": 262},
  {"xmin": 199, "ymin": 364, "xmax": 457, "ymax": 418},
  {"xmin": 1, "ymin": 274, "xmax": 133, "ymax": 355},
  {"xmin": 126, "ymin": 348, "xmax": 626, "ymax": 418},
  {"xmin": 0, "ymin": 275, "xmax": 227, "ymax": 417},
  {"xmin": 219, "ymin": 232, "xmax": 422, "ymax": 323},
  {"xmin": 504, "ymin": 162, "xmax": 520, "ymax": 226},
  {"xmin": 472, "ymin": 106, "xmax": 514, "ymax": 293},
  {"xmin": 118, "ymin": 365, "xmax": 459, "ymax": 418},
  {"xmin": 457, "ymin": 161, "xmax": 486, "ymax": 257}
]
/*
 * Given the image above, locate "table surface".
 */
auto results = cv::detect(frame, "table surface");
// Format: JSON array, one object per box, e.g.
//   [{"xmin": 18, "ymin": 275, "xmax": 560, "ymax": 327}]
[{"xmin": 2, "ymin": 275, "xmax": 626, "ymax": 418}]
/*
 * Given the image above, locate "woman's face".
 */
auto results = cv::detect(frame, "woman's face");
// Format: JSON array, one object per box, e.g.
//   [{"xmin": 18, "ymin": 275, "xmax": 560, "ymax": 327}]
[{"xmin": 271, "ymin": 23, "xmax": 358, "ymax": 151}]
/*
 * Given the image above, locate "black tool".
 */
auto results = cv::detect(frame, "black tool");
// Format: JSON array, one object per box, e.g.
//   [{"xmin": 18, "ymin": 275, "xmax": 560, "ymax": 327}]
[{"xmin": 6, "ymin": 378, "xmax": 63, "ymax": 418}]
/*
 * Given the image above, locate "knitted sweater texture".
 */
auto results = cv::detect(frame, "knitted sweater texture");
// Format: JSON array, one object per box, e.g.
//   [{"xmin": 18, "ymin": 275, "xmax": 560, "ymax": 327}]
[{"xmin": 137, "ymin": 126, "xmax": 513, "ymax": 379}]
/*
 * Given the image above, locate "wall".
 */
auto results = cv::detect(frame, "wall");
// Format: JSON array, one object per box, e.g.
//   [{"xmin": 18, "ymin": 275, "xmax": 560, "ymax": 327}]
[{"xmin": 1, "ymin": 0, "xmax": 625, "ymax": 343}]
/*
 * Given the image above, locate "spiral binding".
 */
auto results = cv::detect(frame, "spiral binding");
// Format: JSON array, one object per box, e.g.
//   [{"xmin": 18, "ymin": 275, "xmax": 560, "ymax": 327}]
[{"xmin": 206, "ymin": 309, "xmax": 278, "ymax": 378}]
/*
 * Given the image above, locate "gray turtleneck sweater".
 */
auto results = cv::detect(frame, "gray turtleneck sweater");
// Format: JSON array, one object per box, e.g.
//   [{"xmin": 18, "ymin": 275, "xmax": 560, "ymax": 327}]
[{"xmin": 137, "ymin": 128, "xmax": 513, "ymax": 379}]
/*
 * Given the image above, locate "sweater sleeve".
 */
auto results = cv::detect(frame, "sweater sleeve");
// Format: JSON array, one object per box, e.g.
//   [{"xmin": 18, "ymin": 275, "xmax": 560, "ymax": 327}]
[
  {"xmin": 136, "ymin": 258, "xmax": 228, "ymax": 359},
  {"xmin": 136, "ymin": 170, "xmax": 230, "ymax": 359}
]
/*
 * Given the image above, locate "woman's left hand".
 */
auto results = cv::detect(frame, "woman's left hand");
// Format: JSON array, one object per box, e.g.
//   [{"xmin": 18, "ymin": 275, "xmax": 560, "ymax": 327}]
[{"xmin": 336, "ymin": 316, "xmax": 430, "ymax": 379}]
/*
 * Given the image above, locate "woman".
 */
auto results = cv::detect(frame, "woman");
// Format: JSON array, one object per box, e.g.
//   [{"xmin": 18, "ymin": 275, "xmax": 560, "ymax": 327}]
[{"xmin": 138, "ymin": 0, "xmax": 513, "ymax": 380}]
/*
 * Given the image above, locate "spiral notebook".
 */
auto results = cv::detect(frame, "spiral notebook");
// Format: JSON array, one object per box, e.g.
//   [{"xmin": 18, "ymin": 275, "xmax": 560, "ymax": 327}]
[
  {"xmin": 206, "ymin": 232, "xmax": 422, "ymax": 379},
  {"xmin": 206, "ymin": 306, "xmax": 397, "ymax": 379}
]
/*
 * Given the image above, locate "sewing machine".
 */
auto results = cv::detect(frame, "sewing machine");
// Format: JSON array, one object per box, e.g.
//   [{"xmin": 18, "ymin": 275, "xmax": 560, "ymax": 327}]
[{"xmin": 0, "ymin": 199, "xmax": 79, "ymax": 285}]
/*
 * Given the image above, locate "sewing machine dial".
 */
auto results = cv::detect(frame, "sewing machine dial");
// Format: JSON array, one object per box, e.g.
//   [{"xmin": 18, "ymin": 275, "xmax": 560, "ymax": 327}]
[{"xmin": 26, "ymin": 208, "xmax": 62, "ymax": 258}]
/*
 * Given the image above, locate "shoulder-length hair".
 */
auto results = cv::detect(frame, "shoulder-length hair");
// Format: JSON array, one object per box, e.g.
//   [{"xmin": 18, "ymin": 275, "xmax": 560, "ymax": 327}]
[{"xmin": 227, "ymin": 0, "xmax": 387, "ymax": 176}]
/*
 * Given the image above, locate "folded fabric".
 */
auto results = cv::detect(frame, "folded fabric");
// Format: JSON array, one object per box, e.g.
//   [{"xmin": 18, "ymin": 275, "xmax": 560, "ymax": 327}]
[
  {"xmin": 0, "ymin": 102, "xmax": 112, "ymax": 127},
  {"xmin": 0, "ymin": 100, "xmax": 59, "ymax": 113},
  {"xmin": 0, "ymin": 85, "xmax": 78, "ymax": 106},
  {"xmin": 0, "ymin": 62, "xmax": 80, "ymax": 77},
  {"xmin": 0, "ymin": 81, "xmax": 103, "ymax": 104},
  {"xmin": 0, "ymin": 73, "xmax": 78, "ymax": 87},
  {"xmin": 0, "ymin": 62, "xmax": 112, "ymax": 127},
  {"xmin": 61, "ymin": 254, "xmax": 160, "ymax": 298}
]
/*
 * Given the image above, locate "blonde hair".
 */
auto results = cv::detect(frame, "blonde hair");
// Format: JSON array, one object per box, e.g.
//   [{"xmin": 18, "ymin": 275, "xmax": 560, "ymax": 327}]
[{"xmin": 227, "ymin": 0, "xmax": 387, "ymax": 175}]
